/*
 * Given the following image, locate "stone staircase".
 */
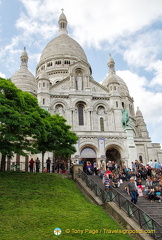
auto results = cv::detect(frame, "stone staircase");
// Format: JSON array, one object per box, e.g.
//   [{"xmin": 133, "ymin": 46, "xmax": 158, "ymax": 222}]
[{"xmin": 89, "ymin": 175, "xmax": 162, "ymax": 226}]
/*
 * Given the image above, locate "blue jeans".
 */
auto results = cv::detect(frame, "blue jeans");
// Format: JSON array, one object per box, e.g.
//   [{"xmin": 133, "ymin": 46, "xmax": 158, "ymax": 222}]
[{"xmin": 130, "ymin": 191, "xmax": 138, "ymax": 204}]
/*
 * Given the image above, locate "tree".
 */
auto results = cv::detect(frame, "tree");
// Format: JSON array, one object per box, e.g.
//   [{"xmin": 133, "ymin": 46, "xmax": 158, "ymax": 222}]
[
  {"xmin": 0, "ymin": 78, "xmax": 47, "ymax": 171},
  {"xmin": 35, "ymin": 114, "xmax": 78, "ymax": 172},
  {"xmin": 0, "ymin": 77, "xmax": 78, "ymax": 172}
]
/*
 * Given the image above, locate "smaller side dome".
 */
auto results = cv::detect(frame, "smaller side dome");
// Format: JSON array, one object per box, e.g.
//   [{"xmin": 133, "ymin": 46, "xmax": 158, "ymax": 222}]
[
  {"xmin": 102, "ymin": 55, "xmax": 129, "ymax": 96},
  {"xmin": 11, "ymin": 48, "xmax": 37, "ymax": 96}
]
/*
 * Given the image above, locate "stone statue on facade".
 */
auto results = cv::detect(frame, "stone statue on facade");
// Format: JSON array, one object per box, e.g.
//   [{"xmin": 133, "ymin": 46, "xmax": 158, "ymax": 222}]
[
  {"xmin": 121, "ymin": 109, "xmax": 129, "ymax": 128},
  {"xmin": 56, "ymin": 105, "xmax": 64, "ymax": 115},
  {"xmin": 98, "ymin": 106, "xmax": 105, "ymax": 115},
  {"xmin": 76, "ymin": 73, "xmax": 83, "ymax": 90}
]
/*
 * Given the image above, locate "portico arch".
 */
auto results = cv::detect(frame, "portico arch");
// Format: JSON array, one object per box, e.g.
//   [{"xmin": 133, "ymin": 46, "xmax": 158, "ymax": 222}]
[
  {"xmin": 51, "ymin": 99, "xmax": 68, "ymax": 110},
  {"xmin": 80, "ymin": 146, "xmax": 97, "ymax": 169},
  {"xmin": 106, "ymin": 145, "xmax": 122, "ymax": 167},
  {"xmin": 80, "ymin": 146, "xmax": 97, "ymax": 158}
]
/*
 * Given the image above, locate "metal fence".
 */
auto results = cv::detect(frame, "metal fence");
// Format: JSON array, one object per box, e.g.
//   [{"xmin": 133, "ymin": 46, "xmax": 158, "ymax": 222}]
[
  {"xmin": 78, "ymin": 169, "xmax": 162, "ymax": 240},
  {"xmin": 5, "ymin": 161, "xmax": 69, "ymax": 173},
  {"xmin": 6, "ymin": 161, "xmax": 54, "ymax": 173}
]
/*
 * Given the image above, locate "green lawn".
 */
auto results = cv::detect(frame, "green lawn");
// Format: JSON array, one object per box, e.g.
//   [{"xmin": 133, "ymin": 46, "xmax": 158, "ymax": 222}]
[{"xmin": 0, "ymin": 172, "xmax": 132, "ymax": 240}]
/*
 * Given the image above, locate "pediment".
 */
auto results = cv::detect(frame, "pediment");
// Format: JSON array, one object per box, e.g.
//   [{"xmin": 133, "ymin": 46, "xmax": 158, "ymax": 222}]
[
  {"xmin": 89, "ymin": 78, "xmax": 110, "ymax": 94},
  {"xmin": 50, "ymin": 77, "xmax": 70, "ymax": 93},
  {"xmin": 49, "ymin": 76, "xmax": 110, "ymax": 96}
]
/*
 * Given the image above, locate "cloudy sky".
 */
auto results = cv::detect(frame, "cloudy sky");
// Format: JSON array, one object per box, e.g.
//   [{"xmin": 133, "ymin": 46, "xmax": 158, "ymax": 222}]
[{"xmin": 0, "ymin": 0, "xmax": 162, "ymax": 147}]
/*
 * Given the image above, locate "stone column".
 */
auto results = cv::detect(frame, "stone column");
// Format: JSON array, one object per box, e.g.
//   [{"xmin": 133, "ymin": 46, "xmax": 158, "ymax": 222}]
[
  {"xmin": 70, "ymin": 75, "xmax": 75, "ymax": 90},
  {"xmin": 98, "ymin": 138, "xmax": 105, "ymax": 159},
  {"xmin": 125, "ymin": 126, "xmax": 138, "ymax": 169},
  {"xmin": 71, "ymin": 109, "xmax": 74, "ymax": 130},
  {"xmin": 86, "ymin": 75, "xmax": 89, "ymax": 87}
]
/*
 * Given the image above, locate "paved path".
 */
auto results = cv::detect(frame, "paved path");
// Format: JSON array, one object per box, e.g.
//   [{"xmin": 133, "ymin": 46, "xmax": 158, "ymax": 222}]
[{"xmin": 89, "ymin": 175, "xmax": 162, "ymax": 226}]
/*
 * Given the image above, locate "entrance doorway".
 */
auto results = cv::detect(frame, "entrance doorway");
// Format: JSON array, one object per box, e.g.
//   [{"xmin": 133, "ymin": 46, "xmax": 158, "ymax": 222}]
[
  {"xmin": 80, "ymin": 147, "xmax": 96, "ymax": 158},
  {"xmin": 80, "ymin": 147, "xmax": 97, "ymax": 174},
  {"xmin": 106, "ymin": 148, "xmax": 121, "ymax": 167}
]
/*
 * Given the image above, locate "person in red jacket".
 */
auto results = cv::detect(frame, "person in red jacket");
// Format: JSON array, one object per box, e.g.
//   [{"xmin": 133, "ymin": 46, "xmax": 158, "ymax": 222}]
[
  {"xmin": 29, "ymin": 158, "xmax": 35, "ymax": 172},
  {"xmin": 106, "ymin": 168, "xmax": 113, "ymax": 179}
]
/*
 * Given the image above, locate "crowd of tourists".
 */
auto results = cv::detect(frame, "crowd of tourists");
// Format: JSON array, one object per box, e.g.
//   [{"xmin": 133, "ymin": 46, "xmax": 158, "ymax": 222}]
[
  {"xmin": 82, "ymin": 159, "xmax": 162, "ymax": 204},
  {"xmin": 28, "ymin": 156, "xmax": 162, "ymax": 204}
]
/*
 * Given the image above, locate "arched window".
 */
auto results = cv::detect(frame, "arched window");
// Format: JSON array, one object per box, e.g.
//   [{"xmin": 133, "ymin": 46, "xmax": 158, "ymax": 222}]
[
  {"xmin": 64, "ymin": 60, "xmax": 70, "ymax": 64},
  {"xmin": 100, "ymin": 117, "xmax": 104, "ymax": 131},
  {"xmin": 78, "ymin": 104, "xmax": 84, "ymax": 125},
  {"xmin": 43, "ymin": 98, "xmax": 45, "ymax": 105},
  {"xmin": 47, "ymin": 62, "xmax": 52, "ymax": 67},
  {"xmin": 116, "ymin": 101, "xmax": 118, "ymax": 107},
  {"xmin": 122, "ymin": 102, "xmax": 125, "ymax": 108}
]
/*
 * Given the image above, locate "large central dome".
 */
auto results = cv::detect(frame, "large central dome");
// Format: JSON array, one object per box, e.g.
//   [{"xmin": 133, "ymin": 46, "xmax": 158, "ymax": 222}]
[
  {"xmin": 36, "ymin": 10, "xmax": 90, "ymax": 84},
  {"xmin": 39, "ymin": 34, "xmax": 88, "ymax": 63}
]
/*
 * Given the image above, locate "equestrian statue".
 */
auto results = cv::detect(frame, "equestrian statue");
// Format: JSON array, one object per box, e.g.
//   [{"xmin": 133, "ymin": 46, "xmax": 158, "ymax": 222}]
[{"xmin": 121, "ymin": 109, "xmax": 129, "ymax": 128}]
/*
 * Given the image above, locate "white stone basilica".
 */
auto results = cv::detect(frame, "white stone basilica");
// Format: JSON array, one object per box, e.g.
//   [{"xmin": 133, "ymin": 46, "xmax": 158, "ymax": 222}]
[{"xmin": 11, "ymin": 11, "xmax": 162, "ymax": 168}]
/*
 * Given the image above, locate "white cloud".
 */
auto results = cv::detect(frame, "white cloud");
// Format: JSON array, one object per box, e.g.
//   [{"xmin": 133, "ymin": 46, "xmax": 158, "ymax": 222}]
[
  {"xmin": 149, "ymin": 60, "xmax": 162, "ymax": 86},
  {"xmin": 70, "ymin": 0, "xmax": 162, "ymax": 47},
  {"xmin": 2, "ymin": 0, "xmax": 162, "ymax": 72},
  {"xmin": 119, "ymin": 30, "xmax": 162, "ymax": 91},
  {"xmin": 117, "ymin": 69, "xmax": 162, "ymax": 123},
  {"xmin": 17, "ymin": 0, "xmax": 162, "ymax": 47},
  {"xmin": 16, "ymin": 12, "xmax": 57, "ymax": 41},
  {"xmin": 122, "ymin": 30, "xmax": 162, "ymax": 68},
  {"xmin": 12, "ymin": 0, "xmax": 162, "ymax": 84}
]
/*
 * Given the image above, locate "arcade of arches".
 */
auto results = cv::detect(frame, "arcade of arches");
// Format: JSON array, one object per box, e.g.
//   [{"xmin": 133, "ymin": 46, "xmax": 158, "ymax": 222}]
[{"xmin": 80, "ymin": 146, "xmax": 121, "ymax": 167}]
